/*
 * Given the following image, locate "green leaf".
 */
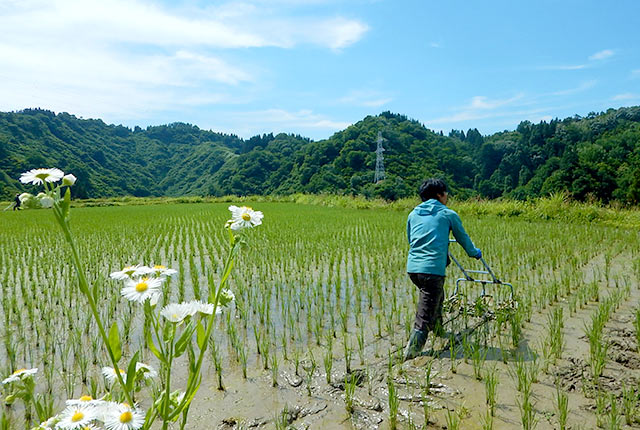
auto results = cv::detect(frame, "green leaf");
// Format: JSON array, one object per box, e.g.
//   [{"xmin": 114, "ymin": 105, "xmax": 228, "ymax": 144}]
[
  {"xmin": 125, "ymin": 351, "xmax": 140, "ymax": 393},
  {"xmin": 146, "ymin": 330, "xmax": 164, "ymax": 362},
  {"xmin": 174, "ymin": 321, "xmax": 195, "ymax": 358},
  {"xmin": 108, "ymin": 322, "xmax": 122, "ymax": 363},
  {"xmin": 196, "ymin": 320, "xmax": 206, "ymax": 350}
]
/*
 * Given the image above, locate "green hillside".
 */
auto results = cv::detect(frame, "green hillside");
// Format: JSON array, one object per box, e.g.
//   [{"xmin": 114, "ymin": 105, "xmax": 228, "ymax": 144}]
[{"xmin": 1, "ymin": 107, "xmax": 639, "ymax": 204}]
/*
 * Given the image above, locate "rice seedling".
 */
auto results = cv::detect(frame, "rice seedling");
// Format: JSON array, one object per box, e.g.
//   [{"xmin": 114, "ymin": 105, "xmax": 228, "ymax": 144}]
[
  {"xmin": 608, "ymin": 393, "xmax": 622, "ymax": 430},
  {"xmin": 554, "ymin": 384, "xmax": 569, "ymax": 430},
  {"xmin": 445, "ymin": 408, "xmax": 461, "ymax": 430},
  {"xmin": 622, "ymin": 383, "xmax": 637, "ymax": 426},
  {"xmin": 472, "ymin": 345, "xmax": 487, "ymax": 381},
  {"xmin": 387, "ymin": 376, "xmax": 399, "ymax": 430},
  {"xmin": 484, "ymin": 366, "xmax": 498, "ymax": 416},
  {"xmin": 596, "ymin": 390, "xmax": 607, "ymax": 428},
  {"xmin": 344, "ymin": 372, "xmax": 357, "ymax": 415},
  {"xmin": 480, "ymin": 407, "xmax": 493, "ymax": 430}
]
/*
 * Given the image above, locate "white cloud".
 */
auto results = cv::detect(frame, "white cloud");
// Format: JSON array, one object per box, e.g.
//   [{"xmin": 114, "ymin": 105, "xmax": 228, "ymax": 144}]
[
  {"xmin": 538, "ymin": 64, "xmax": 587, "ymax": 71},
  {"xmin": 611, "ymin": 93, "xmax": 639, "ymax": 101},
  {"xmin": 211, "ymin": 108, "xmax": 351, "ymax": 138},
  {"xmin": 468, "ymin": 94, "xmax": 523, "ymax": 110},
  {"xmin": 1, "ymin": 0, "xmax": 368, "ymax": 50},
  {"xmin": 339, "ymin": 90, "xmax": 393, "ymax": 108},
  {"xmin": 550, "ymin": 80, "xmax": 597, "ymax": 96},
  {"xmin": 0, "ymin": 0, "xmax": 369, "ymax": 123},
  {"xmin": 426, "ymin": 94, "xmax": 528, "ymax": 125},
  {"xmin": 588, "ymin": 49, "xmax": 614, "ymax": 61}
]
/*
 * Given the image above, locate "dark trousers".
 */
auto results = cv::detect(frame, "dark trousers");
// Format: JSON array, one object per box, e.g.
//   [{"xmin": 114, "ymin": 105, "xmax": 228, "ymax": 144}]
[{"xmin": 409, "ymin": 273, "xmax": 445, "ymax": 332}]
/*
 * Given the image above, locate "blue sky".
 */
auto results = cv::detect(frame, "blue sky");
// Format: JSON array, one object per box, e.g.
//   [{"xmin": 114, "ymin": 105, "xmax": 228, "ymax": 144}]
[{"xmin": 1, "ymin": 0, "xmax": 639, "ymax": 140}]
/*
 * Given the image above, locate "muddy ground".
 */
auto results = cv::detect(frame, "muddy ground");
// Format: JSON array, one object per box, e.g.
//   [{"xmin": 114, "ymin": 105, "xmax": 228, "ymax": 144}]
[{"xmin": 177, "ymin": 250, "xmax": 640, "ymax": 430}]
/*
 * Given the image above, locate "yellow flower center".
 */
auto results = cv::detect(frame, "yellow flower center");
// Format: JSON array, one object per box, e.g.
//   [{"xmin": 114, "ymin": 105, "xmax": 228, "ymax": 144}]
[
  {"xmin": 71, "ymin": 411, "xmax": 84, "ymax": 422},
  {"xmin": 154, "ymin": 265, "xmax": 166, "ymax": 269},
  {"xmin": 120, "ymin": 411, "xmax": 133, "ymax": 423},
  {"xmin": 241, "ymin": 213, "xmax": 251, "ymax": 221},
  {"xmin": 35, "ymin": 173, "xmax": 49, "ymax": 180},
  {"xmin": 13, "ymin": 368, "xmax": 26, "ymax": 375},
  {"xmin": 79, "ymin": 395, "xmax": 92, "ymax": 401},
  {"xmin": 172, "ymin": 313, "xmax": 179, "ymax": 319},
  {"xmin": 135, "ymin": 281, "xmax": 148, "ymax": 292}
]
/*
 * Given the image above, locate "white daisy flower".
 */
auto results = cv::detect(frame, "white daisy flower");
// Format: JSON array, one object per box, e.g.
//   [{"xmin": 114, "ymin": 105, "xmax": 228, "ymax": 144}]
[
  {"xmin": 2, "ymin": 367, "xmax": 37, "ymax": 384},
  {"xmin": 135, "ymin": 362, "xmax": 157, "ymax": 379},
  {"xmin": 160, "ymin": 303, "xmax": 191, "ymax": 323},
  {"xmin": 55, "ymin": 405, "xmax": 95, "ymax": 429},
  {"xmin": 227, "ymin": 205, "xmax": 263, "ymax": 231},
  {"xmin": 65, "ymin": 395, "xmax": 105, "ymax": 408},
  {"xmin": 131, "ymin": 266, "xmax": 154, "ymax": 277},
  {"xmin": 109, "ymin": 265, "xmax": 140, "ymax": 281},
  {"xmin": 19, "ymin": 168, "xmax": 64, "ymax": 185},
  {"xmin": 121, "ymin": 277, "xmax": 162, "ymax": 305},
  {"xmin": 34, "ymin": 414, "xmax": 60, "ymax": 429},
  {"xmin": 62, "ymin": 174, "xmax": 77, "ymax": 186},
  {"xmin": 151, "ymin": 265, "xmax": 178, "ymax": 277},
  {"xmin": 101, "ymin": 366, "xmax": 127, "ymax": 385},
  {"xmin": 103, "ymin": 403, "xmax": 145, "ymax": 430},
  {"xmin": 188, "ymin": 300, "xmax": 216, "ymax": 315}
]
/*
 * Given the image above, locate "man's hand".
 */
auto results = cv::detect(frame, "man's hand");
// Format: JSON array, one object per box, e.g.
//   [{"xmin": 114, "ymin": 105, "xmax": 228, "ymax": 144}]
[{"xmin": 475, "ymin": 249, "xmax": 482, "ymax": 259}]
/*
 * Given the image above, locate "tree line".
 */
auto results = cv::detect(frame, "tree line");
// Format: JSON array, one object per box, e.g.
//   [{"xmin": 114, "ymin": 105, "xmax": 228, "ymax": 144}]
[{"xmin": 1, "ymin": 107, "xmax": 638, "ymax": 204}]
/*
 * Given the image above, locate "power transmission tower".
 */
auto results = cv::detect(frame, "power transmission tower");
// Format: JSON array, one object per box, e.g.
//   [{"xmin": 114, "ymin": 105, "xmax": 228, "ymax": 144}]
[{"xmin": 374, "ymin": 131, "xmax": 385, "ymax": 183}]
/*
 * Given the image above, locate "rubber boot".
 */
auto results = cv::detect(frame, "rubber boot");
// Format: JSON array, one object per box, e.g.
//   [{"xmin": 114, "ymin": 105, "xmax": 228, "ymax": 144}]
[{"xmin": 403, "ymin": 329, "xmax": 428, "ymax": 361}]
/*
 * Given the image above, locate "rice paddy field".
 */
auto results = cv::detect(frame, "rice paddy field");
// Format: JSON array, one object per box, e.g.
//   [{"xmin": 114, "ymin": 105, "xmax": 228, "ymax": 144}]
[{"xmin": 1, "ymin": 201, "xmax": 640, "ymax": 429}]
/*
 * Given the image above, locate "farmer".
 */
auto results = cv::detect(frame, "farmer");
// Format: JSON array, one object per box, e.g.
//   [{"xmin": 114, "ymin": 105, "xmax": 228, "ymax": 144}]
[
  {"xmin": 13, "ymin": 193, "xmax": 21, "ymax": 211},
  {"xmin": 403, "ymin": 178, "xmax": 482, "ymax": 360}
]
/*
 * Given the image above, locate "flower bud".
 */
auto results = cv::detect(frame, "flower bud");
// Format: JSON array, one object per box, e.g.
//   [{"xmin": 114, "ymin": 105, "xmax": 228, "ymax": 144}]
[
  {"xmin": 4, "ymin": 394, "xmax": 15, "ymax": 405},
  {"xmin": 62, "ymin": 174, "xmax": 77, "ymax": 186},
  {"xmin": 39, "ymin": 195, "xmax": 54, "ymax": 208}
]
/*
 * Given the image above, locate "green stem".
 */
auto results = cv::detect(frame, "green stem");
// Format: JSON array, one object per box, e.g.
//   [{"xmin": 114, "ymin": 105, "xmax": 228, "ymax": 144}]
[
  {"xmin": 167, "ymin": 238, "xmax": 238, "ymax": 421},
  {"xmin": 51, "ymin": 200, "xmax": 134, "ymax": 406},
  {"xmin": 161, "ymin": 325, "xmax": 175, "ymax": 430}
]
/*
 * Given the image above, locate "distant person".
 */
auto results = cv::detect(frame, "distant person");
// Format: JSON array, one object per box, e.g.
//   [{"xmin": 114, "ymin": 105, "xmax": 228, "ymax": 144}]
[
  {"xmin": 13, "ymin": 193, "xmax": 21, "ymax": 211},
  {"xmin": 403, "ymin": 178, "xmax": 481, "ymax": 360}
]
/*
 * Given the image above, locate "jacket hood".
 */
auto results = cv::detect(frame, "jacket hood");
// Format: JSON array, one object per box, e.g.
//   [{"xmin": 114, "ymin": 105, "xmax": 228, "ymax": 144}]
[{"xmin": 413, "ymin": 199, "xmax": 445, "ymax": 215}]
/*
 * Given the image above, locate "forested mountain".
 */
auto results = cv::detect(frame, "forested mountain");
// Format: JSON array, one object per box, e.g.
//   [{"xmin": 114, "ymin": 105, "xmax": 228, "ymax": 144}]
[{"xmin": 1, "ymin": 107, "xmax": 639, "ymax": 204}]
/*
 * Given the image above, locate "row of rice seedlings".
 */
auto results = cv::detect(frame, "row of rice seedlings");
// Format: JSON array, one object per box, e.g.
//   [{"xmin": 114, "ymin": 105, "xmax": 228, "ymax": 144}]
[{"xmin": 0, "ymin": 201, "xmax": 636, "ymax": 427}]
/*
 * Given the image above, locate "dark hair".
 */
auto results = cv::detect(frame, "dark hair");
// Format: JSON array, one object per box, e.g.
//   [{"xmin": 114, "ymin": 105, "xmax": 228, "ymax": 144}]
[{"xmin": 419, "ymin": 178, "xmax": 447, "ymax": 201}]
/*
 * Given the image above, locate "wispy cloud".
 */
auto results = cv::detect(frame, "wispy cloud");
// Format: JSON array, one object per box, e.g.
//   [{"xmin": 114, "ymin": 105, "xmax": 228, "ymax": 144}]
[
  {"xmin": 538, "ymin": 64, "xmax": 587, "ymax": 71},
  {"xmin": 589, "ymin": 49, "xmax": 614, "ymax": 61},
  {"xmin": 550, "ymin": 80, "xmax": 597, "ymax": 96},
  {"xmin": 467, "ymin": 94, "xmax": 524, "ymax": 110},
  {"xmin": 538, "ymin": 48, "xmax": 615, "ymax": 72},
  {"xmin": 339, "ymin": 90, "xmax": 393, "ymax": 107},
  {"xmin": 611, "ymin": 93, "xmax": 639, "ymax": 101},
  {"xmin": 426, "ymin": 94, "xmax": 528, "ymax": 125},
  {"xmin": 211, "ymin": 108, "xmax": 352, "ymax": 138}
]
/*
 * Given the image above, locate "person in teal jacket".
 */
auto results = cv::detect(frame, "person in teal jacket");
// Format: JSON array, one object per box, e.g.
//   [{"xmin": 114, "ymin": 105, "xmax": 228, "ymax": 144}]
[{"xmin": 403, "ymin": 178, "xmax": 481, "ymax": 360}]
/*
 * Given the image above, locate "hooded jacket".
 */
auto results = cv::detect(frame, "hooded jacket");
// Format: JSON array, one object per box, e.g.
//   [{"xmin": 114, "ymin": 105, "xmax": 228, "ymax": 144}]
[{"xmin": 406, "ymin": 199, "xmax": 479, "ymax": 276}]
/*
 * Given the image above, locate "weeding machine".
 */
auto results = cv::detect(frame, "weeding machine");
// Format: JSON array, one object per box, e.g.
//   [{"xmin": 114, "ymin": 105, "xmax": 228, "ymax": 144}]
[{"xmin": 443, "ymin": 239, "xmax": 518, "ymax": 331}]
